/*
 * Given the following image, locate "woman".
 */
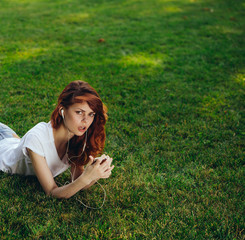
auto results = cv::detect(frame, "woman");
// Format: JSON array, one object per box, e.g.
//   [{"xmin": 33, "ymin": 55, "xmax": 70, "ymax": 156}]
[{"xmin": 0, "ymin": 80, "xmax": 114, "ymax": 199}]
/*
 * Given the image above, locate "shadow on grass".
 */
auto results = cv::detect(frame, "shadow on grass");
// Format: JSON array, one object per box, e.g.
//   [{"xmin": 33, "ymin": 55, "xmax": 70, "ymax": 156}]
[{"xmin": 0, "ymin": 171, "xmax": 43, "ymax": 196}]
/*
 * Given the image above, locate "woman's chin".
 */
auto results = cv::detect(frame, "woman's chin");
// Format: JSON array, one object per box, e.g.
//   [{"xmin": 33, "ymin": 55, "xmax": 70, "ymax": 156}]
[{"xmin": 76, "ymin": 131, "xmax": 86, "ymax": 136}]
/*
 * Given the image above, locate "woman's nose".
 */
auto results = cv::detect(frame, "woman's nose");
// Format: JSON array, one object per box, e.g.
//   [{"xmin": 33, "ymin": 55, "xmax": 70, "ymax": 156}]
[{"xmin": 81, "ymin": 114, "xmax": 88, "ymax": 122}]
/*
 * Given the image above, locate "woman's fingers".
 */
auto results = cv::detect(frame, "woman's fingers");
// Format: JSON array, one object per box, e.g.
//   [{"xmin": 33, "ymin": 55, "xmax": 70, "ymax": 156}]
[
  {"xmin": 87, "ymin": 155, "xmax": 114, "ymax": 178},
  {"xmin": 104, "ymin": 156, "xmax": 113, "ymax": 166},
  {"xmin": 101, "ymin": 159, "xmax": 113, "ymax": 170},
  {"xmin": 101, "ymin": 167, "xmax": 114, "ymax": 178},
  {"xmin": 110, "ymin": 165, "xmax": 115, "ymax": 171},
  {"xmin": 82, "ymin": 156, "xmax": 115, "ymax": 182},
  {"xmin": 104, "ymin": 165, "xmax": 114, "ymax": 173},
  {"xmin": 88, "ymin": 156, "xmax": 94, "ymax": 165}
]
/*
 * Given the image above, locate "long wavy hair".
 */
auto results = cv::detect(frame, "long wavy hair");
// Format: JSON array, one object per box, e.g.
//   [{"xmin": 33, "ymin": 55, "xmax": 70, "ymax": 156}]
[{"xmin": 50, "ymin": 80, "xmax": 107, "ymax": 166}]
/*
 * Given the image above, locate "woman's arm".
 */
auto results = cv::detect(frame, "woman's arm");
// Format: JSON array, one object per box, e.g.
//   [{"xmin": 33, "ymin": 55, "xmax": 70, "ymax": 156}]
[
  {"xmin": 27, "ymin": 149, "xmax": 114, "ymax": 199},
  {"xmin": 70, "ymin": 164, "xmax": 98, "ymax": 189},
  {"xmin": 27, "ymin": 149, "xmax": 90, "ymax": 198},
  {"xmin": 70, "ymin": 164, "xmax": 84, "ymax": 181}
]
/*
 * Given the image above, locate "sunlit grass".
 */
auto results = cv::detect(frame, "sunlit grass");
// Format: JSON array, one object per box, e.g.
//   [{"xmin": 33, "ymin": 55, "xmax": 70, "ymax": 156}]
[
  {"xmin": 119, "ymin": 53, "xmax": 163, "ymax": 67},
  {"xmin": 233, "ymin": 72, "xmax": 245, "ymax": 85},
  {"xmin": 57, "ymin": 12, "xmax": 90, "ymax": 24},
  {"xmin": 10, "ymin": 47, "xmax": 48, "ymax": 60},
  {"xmin": 163, "ymin": 6, "xmax": 183, "ymax": 13}
]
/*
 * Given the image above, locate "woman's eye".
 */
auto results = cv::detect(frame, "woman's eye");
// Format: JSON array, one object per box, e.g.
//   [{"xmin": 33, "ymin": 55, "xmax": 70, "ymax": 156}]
[
  {"xmin": 76, "ymin": 111, "xmax": 82, "ymax": 115},
  {"xmin": 90, "ymin": 113, "xmax": 95, "ymax": 117}
]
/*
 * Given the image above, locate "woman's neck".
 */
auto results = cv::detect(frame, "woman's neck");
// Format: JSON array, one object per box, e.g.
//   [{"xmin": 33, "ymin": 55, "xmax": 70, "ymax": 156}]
[{"xmin": 53, "ymin": 124, "xmax": 74, "ymax": 159}]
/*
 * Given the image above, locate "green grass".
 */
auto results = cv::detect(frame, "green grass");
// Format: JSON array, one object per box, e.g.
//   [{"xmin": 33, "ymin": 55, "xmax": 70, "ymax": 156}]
[{"xmin": 0, "ymin": 0, "xmax": 244, "ymax": 239}]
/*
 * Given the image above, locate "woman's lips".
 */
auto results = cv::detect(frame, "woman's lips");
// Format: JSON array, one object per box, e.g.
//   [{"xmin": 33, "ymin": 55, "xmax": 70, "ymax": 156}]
[{"xmin": 78, "ymin": 126, "xmax": 86, "ymax": 132}]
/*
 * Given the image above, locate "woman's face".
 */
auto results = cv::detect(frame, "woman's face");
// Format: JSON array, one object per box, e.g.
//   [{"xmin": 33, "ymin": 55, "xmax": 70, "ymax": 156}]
[{"xmin": 63, "ymin": 101, "xmax": 95, "ymax": 137}]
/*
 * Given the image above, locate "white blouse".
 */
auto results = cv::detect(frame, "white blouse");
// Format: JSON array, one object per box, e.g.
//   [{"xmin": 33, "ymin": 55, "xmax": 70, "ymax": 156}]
[{"xmin": 0, "ymin": 122, "xmax": 70, "ymax": 177}]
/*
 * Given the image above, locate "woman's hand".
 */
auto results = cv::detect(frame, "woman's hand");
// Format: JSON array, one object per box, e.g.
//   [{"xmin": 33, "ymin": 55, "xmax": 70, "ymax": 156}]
[
  {"xmin": 97, "ymin": 154, "xmax": 114, "ymax": 179},
  {"xmin": 81, "ymin": 155, "xmax": 114, "ymax": 183}
]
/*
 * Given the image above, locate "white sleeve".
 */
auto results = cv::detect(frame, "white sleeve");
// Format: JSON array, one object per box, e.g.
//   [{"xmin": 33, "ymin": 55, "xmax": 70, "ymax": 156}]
[{"xmin": 22, "ymin": 133, "xmax": 45, "ymax": 158}]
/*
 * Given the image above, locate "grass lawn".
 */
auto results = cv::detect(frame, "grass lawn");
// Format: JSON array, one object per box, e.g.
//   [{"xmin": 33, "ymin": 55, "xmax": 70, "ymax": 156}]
[{"xmin": 0, "ymin": 0, "xmax": 244, "ymax": 239}]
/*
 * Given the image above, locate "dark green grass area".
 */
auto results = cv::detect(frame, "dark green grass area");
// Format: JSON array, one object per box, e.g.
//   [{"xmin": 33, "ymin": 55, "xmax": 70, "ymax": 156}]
[{"xmin": 0, "ymin": 0, "xmax": 244, "ymax": 239}]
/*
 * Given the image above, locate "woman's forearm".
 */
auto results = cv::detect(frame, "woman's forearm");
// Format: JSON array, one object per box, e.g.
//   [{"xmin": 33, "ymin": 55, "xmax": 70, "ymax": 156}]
[
  {"xmin": 50, "ymin": 175, "xmax": 90, "ymax": 199},
  {"xmin": 71, "ymin": 165, "xmax": 98, "ymax": 190},
  {"xmin": 82, "ymin": 179, "xmax": 99, "ymax": 190}
]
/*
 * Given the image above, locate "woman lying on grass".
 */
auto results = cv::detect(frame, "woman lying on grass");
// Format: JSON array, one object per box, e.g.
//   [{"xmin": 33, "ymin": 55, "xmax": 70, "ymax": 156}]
[{"xmin": 0, "ymin": 80, "xmax": 114, "ymax": 199}]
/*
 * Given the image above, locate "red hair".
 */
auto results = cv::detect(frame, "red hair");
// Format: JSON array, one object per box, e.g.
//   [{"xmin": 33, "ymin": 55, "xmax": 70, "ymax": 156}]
[{"xmin": 50, "ymin": 81, "xmax": 107, "ymax": 166}]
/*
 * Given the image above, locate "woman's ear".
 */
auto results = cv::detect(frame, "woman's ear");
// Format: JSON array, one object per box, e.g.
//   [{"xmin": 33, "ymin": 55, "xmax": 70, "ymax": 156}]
[{"xmin": 59, "ymin": 106, "xmax": 64, "ymax": 118}]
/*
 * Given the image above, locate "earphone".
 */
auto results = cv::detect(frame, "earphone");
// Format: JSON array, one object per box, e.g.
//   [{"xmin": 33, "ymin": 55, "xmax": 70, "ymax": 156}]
[
  {"xmin": 61, "ymin": 109, "xmax": 64, "ymax": 119},
  {"xmin": 59, "ymin": 107, "xmax": 106, "ymax": 209}
]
